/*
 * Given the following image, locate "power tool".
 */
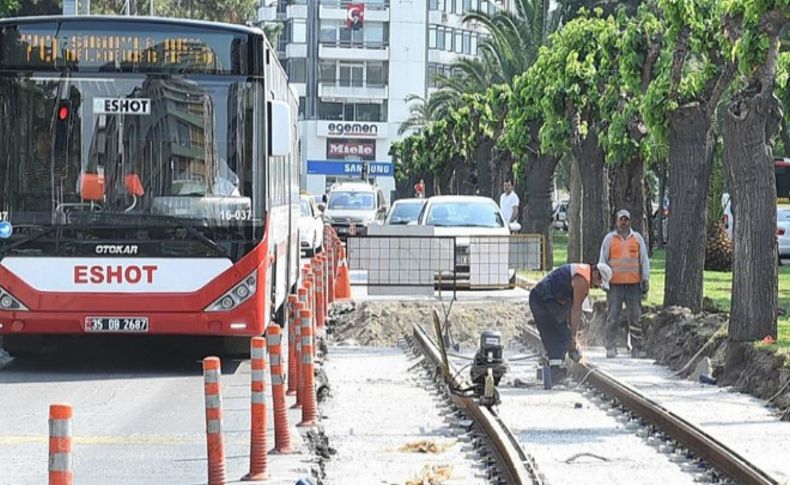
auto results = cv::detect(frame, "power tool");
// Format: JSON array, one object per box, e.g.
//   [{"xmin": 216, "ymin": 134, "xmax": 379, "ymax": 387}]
[{"xmin": 470, "ymin": 330, "xmax": 508, "ymax": 407}]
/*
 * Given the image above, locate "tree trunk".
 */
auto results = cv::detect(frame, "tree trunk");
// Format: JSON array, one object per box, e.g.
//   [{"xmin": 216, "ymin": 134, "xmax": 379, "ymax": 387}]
[
  {"xmin": 475, "ymin": 138, "xmax": 496, "ymax": 199},
  {"xmin": 567, "ymin": 158, "xmax": 582, "ymax": 263},
  {"xmin": 722, "ymin": 87, "xmax": 781, "ymax": 341},
  {"xmin": 573, "ymin": 130, "xmax": 609, "ymax": 265},
  {"xmin": 520, "ymin": 153, "xmax": 560, "ymax": 270},
  {"xmin": 609, "ymin": 157, "xmax": 646, "ymax": 236},
  {"xmin": 664, "ymin": 104, "xmax": 714, "ymax": 313},
  {"xmin": 656, "ymin": 165, "xmax": 667, "ymax": 248}
]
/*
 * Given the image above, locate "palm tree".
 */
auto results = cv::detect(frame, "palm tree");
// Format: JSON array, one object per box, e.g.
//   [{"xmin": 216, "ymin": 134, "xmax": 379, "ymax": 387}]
[{"xmin": 461, "ymin": 0, "xmax": 557, "ymax": 84}]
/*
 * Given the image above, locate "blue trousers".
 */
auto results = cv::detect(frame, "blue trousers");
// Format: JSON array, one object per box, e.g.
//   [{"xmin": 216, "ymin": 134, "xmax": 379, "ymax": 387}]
[{"xmin": 529, "ymin": 289, "xmax": 572, "ymax": 360}]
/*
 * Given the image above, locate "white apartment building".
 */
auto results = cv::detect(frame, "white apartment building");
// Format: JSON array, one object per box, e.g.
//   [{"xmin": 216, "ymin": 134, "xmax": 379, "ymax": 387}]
[{"xmin": 258, "ymin": 0, "xmax": 495, "ymax": 203}]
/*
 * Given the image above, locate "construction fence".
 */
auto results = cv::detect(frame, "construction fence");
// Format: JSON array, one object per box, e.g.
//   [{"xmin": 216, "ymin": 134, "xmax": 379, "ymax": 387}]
[{"xmin": 345, "ymin": 233, "xmax": 546, "ymax": 295}]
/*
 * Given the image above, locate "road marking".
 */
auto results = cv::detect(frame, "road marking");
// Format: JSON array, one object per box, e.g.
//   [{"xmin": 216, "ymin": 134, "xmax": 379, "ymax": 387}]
[{"xmin": 0, "ymin": 434, "xmax": 241, "ymax": 446}]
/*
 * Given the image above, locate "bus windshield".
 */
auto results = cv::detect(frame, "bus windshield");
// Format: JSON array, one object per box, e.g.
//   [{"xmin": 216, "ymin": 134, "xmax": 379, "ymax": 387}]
[{"xmin": 0, "ymin": 75, "xmax": 263, "ymax": 231}]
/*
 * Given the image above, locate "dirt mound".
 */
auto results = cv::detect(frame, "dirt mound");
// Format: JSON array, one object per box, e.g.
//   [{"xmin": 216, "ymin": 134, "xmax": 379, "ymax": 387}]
[
  {"xmin": 325, "ymin": 300, "xmax": 530, "ymax": 348},
  {"xmin": 584, "ymin": 303, "xmax": 790, "ymax": 419}
]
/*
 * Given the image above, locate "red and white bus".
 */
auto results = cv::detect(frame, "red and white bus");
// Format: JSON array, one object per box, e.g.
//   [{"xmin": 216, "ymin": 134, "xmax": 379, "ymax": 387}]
[{"xmin": 0, "ymin": 16, "xmax": 301, "ymax": 356}]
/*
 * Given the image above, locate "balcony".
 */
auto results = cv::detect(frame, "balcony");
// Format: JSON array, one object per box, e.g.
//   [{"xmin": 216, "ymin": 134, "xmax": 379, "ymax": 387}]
[
  {"xmin": 319, "ymin": 41, "xmax": 389, "ymax": 61},
  {"xmin": 319, "ymin": 4, "xmax": 389, "ymax": 21},
  {"xmin": 318, "ymin": 82, "xmax": 388, "ymax": 101}
]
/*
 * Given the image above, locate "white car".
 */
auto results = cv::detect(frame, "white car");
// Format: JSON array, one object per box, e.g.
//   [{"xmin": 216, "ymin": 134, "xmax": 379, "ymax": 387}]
[
  {"xmin": 298, "ymin": 195, "xmax": 324, "ymax": 256},
  {"xmin": 384, "ymin": 198, "xmax": 426, "ymax": 225},
  {"xmin": 417, "ymin": 195, "xmax": 519, "ymax": 286},
  {"xmin": 325, "ymin": 182, "xmax": 388, "ymax": 240},
  {"xmin": 778, "ymin": 208, "xmax": 790, "ymax": 259}
]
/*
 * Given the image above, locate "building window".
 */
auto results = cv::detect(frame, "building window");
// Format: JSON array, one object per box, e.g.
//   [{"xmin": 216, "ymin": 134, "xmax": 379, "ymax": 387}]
[
  {"xmin": 462, "ymin": 31, "xmax": 471, "ymax": 54},
  {"xmin": 291, "ymin": 20, "xmax": 307, "ymax": 43},
  {"xmin": 366, "ymin": 62, "xmax": 386, "ymax": 86},
  {"xmin": 320, "ymin": 61, "xmax": 336, "ymax": 83},
  {"xmin": 288, "ymin": 59, "xmax": 307, "ymax": 83},
  {"xmin": 318, "ymin": 101, "xmax": 343, "ymax": 120},
  {"xmin": 364, "ymin": 22, "xmax": 385, "ymax": 47},
  {"xmin": 355, "ymin": 104, "xmax": 382, "ymax": 121},
  {"xmin": 339, "ymin": 64, "xmax": 365, "ymax": 87},
  {"xmin": 455, "ymin": 31, "xmax": 462, "ymax": 53},
  {"xmin": 429, "ymin": 0, "xmax": 439, "ymax": 10},
  {"xmin": 455, "ymin": 0, "xmax": 462, "ymax": 14},
  {"xmin": 471, "ymin": 33, "xmax": 478, "ymax": 55},
  {"xmin": 298, "ymin": 96, "xmax": 306, "ymax": 119},
  {"xmin": 339, "ymin": 24, "xmax": 364, "ymax": 46},
  {"xmin": 320, "ymin": 21, "xmax": 337, "ymax": 43},
  {"xmin": 471, "ymin": 0, "xmax": 479, "ymax": 11},
  {"xmin": 429, "ymin": 26, "xmax": 437, "ymax": 49},
  {"xmin": 463, "ymin": 0, "xmax": 471, "ymax": 13},
  {"xmin": 445, "ymin": 29, "xmax": 452, "ymax": 51}
]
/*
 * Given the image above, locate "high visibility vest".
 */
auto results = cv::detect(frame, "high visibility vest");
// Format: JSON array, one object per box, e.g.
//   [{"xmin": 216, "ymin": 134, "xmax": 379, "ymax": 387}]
[
  {"xmin": 609, "ymin": 235, "xmax": 641, "ymax": 284},
  {"xmin": 535, "ymin": 264, "xmax": 590, "ymax": 304}
]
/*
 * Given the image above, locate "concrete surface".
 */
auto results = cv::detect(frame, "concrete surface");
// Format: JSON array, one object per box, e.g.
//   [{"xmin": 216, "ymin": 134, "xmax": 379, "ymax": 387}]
[
  {"xmin": 587, "ymin": 347, "xmax": 790, "ymax": 483},
  {"xmin": 321, "ymin": 345, "xmax": 490, "ymax": 484}
]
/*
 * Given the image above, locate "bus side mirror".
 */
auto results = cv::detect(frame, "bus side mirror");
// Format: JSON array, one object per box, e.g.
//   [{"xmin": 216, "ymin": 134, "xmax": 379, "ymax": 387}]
[
  {"xmin": 80, "ymin": 173, "xmax": 105, "ymax": 202},
  {"xmin": 268, "ymin": 100, "xmax": 292, "ymax": 157}
]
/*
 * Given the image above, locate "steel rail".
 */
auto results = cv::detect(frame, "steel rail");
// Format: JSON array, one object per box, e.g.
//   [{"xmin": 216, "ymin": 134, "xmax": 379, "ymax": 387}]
[
  {"xmin": 521, "ymin": 327, "xmax": 779, "ymax": 485},
  {"xmin": 412, "ymin": 318, "xmax": 541, "ymax": 485}
]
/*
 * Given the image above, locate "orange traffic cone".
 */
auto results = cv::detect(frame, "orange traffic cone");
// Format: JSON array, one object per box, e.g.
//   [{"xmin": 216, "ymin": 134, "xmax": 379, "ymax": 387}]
[{"xmin": 334, "ymin": 251, "xmax": 352, "ymax": 300}]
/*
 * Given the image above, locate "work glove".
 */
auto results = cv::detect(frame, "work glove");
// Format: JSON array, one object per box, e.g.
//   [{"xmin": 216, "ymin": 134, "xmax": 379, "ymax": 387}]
[{"xmin": 641, "ymin": 280, "xmax": 649, "ymax": 295}]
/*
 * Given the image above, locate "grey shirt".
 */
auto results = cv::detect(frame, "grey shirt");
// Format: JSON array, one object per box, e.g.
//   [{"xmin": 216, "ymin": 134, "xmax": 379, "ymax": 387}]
[{"xmin": 598, "ymin": 229, "xmax": 650, "ymax": 282}]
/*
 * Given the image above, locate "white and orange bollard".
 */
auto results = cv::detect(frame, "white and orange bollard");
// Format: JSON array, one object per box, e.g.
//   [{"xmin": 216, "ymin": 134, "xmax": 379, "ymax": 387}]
[
  {"xmin": 294, "ymin": 291, "xmax": 308, "ymax": 408},
  {"xmin": 313, "ymin": 259, "xmax": 326, "ymax": 329},
  {"xmin": 298, "ymin": 308, "xmax": 319, "ymax": 427},
  {"xmin": 203, "ymin": 357, "xmax": 226, "ymax": 485},
  {"xmin": 242, "ymin": 338, "xmax": 268, "ymax": 481},
  {"xmin": 48, "ymin": 403, "xmax": 73, "ymax": 485},
  {"xmin": 327, "ymin": 240, "xmax": 336, "ymax": 304},
  {"xmin": 267, "ymin": 324, "xmax": 294, "ymax": 453},
  {"xmin": 286, "ymin": 295, "xmax": 300, "ymax": 397}
]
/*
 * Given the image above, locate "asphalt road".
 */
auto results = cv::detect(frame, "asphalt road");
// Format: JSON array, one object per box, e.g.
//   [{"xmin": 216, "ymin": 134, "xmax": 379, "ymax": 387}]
[{"xmin": 0, "ymin": 339, "xmax": 276, "ymax": 485}]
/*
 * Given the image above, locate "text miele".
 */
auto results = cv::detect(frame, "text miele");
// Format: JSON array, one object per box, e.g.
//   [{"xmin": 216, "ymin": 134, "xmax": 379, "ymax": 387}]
[
  {"xmin": 95, "ymin": 245, "xmax": 139, "ymax": 255},
  {"xmin": 74, "ymin": 265, "xmax": 158, "ymax": 284}
]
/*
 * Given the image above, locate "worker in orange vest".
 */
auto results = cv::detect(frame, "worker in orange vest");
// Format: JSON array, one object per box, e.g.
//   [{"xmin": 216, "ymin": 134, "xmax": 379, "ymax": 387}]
[
  {"xmin": 530, "ymin": 262, "xmax": 612, "ymax": 382},
  {"xmin": 599, "ymin": 209, "xmax": 651, "ymax": 358}
]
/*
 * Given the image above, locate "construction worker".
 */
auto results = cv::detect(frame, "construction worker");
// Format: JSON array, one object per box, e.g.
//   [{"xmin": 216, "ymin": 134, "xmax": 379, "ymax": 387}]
[
  {"xmin": 599, "ymin": 209, "xmax": 651, "ymax": 358},
  {"xmin": 529, "ymin": 263, "xmax": 612, "ymax": 378}
]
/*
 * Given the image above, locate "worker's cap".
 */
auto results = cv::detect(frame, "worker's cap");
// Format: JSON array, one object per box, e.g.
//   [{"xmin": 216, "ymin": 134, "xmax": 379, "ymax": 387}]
[
  {"xmin": 596, "ymin": 263, "xmax": 612, "ymax": 290},
  {"xmin": 616, "ymin": 209, "xmax": 631, "ymax": 220}
]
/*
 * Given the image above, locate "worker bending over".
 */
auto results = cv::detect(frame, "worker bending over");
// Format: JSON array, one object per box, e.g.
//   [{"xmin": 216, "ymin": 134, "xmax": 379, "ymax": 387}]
[{"xmin": 529, "ymin": 263, "xmax": 612, "ymax": 370}]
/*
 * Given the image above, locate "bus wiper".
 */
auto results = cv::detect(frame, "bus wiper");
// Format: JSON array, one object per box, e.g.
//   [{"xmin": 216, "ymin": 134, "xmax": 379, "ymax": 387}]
[
  {"xmin": 78, "ymin": 212, "xmax": 231, "ymax": 259},
  {"xmin": 0, "ymin": 225, "xmax": 63, "ymax": 257}
]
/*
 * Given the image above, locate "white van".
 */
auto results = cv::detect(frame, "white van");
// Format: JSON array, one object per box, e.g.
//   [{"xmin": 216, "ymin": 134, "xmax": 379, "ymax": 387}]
[{"xmin": 325, "ymin": 182, "xmax": 388, "ymax": 239}]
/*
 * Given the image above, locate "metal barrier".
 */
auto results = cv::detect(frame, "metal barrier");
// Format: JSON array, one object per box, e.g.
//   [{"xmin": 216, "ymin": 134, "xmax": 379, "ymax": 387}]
[{"xmin": 345, "ymin": 233, "xmax": 545, "ymax": 294}]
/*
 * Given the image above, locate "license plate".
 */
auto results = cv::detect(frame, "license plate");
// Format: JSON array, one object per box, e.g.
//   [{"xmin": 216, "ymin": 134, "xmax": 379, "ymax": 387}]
[{"xmin": 85, "ymin": 317, "xmax": 149, "ymax": 333}]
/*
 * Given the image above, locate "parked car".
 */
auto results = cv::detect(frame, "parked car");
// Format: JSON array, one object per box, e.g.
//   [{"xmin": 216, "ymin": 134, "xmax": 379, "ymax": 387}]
[
  {"xmin": 384, "ymin": 198, "xmax": 426, "ymax": 225},
  {"xmin": 722, "ymin": 193, "xmax": 734, "ymax": 240},
  {"xmin": 777, "ymin": 208, "xmax": 790, "ymax": 259},
  {"xmin": 417, "ymin": 195, "xmax": 518, "ymax": 287},
  {"xmin": 325, "ymin": 182, "xmax": 388, "ymax": 239},
  {"xmin": 552, "ymin": 200, "xmax": 568, "ymax": 231},
  {"xmin": 298, "ymin": 195, "xmax": 324, "ymax": 256}
]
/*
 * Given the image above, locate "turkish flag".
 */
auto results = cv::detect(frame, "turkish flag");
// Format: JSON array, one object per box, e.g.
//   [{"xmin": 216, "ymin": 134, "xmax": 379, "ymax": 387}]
[{"xmin": 347, "ymin": 3, "xmax": 365, "ymax": 30}]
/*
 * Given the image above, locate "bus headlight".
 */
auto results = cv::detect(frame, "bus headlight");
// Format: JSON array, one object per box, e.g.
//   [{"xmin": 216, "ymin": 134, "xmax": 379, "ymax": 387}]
[
  {"xmin": 0, "ymin": 286, "xmax": 28, "ymax": 311},
  {"xmin": 206, "ymin": 272, "xmax": 257, "ymax": 312}
]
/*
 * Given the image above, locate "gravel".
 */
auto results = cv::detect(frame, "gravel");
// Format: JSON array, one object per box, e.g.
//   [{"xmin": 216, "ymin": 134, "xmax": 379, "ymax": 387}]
[{"xmin": 320, "ymin": 344, "xmax": 490, "ymax": 484}]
